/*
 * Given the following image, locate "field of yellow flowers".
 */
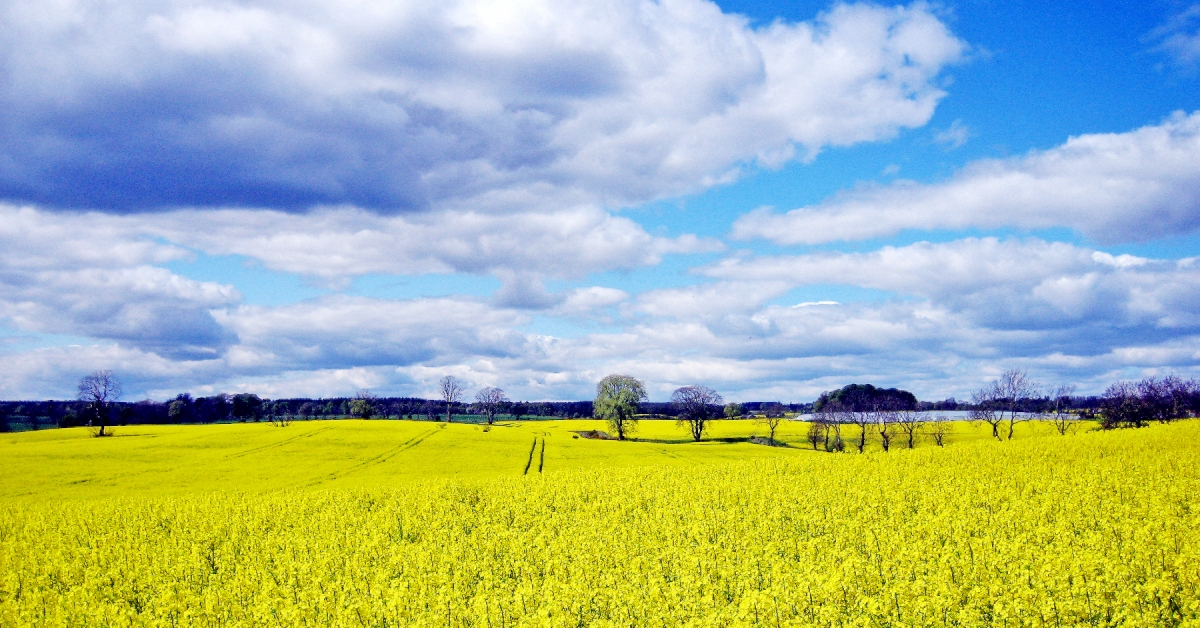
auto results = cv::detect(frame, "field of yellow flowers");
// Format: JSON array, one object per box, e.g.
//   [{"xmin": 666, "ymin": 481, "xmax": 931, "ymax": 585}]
[{"xmin": 1, "ymin": 420, "xmax": 1197, "ymax": 626}]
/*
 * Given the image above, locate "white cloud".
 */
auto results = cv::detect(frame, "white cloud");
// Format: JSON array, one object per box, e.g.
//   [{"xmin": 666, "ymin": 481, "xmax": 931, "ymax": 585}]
[
  {"xmin": 731, "ymin": 111, "xmax": 1200, "ymax": 244},
  {"xmin": 0, "ymin": 0, "xmax": 964, "ymax": 213},
  {"xmin": 704, "ymin": 238, "xmax": 1200, "ymax": 331},
  {"xmin": 0, "ymin": 205, "xmax": 240, "ymax": 359},
  {"xmin": 1146, "ymin": 5, "xmax": 1200, "ymax": 68},
  {"xmin": 933, "ymin": 119, "xmax": 969, "ymax": 149}
]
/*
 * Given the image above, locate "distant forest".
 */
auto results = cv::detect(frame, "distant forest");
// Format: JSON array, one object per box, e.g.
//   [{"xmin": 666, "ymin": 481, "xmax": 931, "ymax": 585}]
[{"xmin": 0, "ymin": 391, "xmax": 1101, "ymax": 433}]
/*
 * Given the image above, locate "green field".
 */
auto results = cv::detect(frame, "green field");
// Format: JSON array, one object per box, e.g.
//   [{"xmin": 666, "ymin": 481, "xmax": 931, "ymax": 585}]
[{"xmin": 1, "ymin": 417, "xmax": 1073, "ymax": 503}]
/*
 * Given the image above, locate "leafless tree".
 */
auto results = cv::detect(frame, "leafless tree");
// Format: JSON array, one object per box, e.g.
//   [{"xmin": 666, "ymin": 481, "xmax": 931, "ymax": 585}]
[
  {"xmin": 895, "ymin": 411, "xmax": 926, "ymax": 449},
  {"xmin": 929, "ymin": 416, "xmax": 948, "ymax": 447},
  {"xmin": 815, "ymin": 403, "xmax": 846, "ymax": 452},
  {"xmin": 439, "ymin": 376, "xmax": 464, "ymax": 422},
  {"xmin": 758, "ymin": 412, "xmax": 785, "ymax": 445},
  {"xmin": 849, "ymin": 407, "xmax": 873, "ymax": 453},
  {"xmin": 1047, "ymin": 384, "xmax": 1077, "ymax": 435},
  {"xmin": 672, "ymin": 385, "xmax": 723, "ymax": 442},
  {"xmin": 971, "ymin": 369, "xmax": 1039, "ymax": 440},
  {"xmin": 876, "ymin": 406, "xmax": 897, "ymax": 452},
  {"xmin": 77, "ymin": 370, "xmax": 121, "ymax": 437},
  {"xmin": 969, "ymin": 384, "xmax": 1003, "ymax": 440},
  {"xmin": 474, "ymin": 387, "xmax": 508, "ymax": 425},
  {"xmin": 1138, "ymin": 376, "xmax": 1193, "ymax": 423},
  {"xmin": 999, "ymin": 369, "xmax": 1039, "ymax": 440}
]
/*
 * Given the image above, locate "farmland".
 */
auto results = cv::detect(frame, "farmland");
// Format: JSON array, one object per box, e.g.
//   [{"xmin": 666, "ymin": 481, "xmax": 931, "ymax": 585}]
[{"xmin": 1, "ymin": 419, "xmax": 1198, "ymax": 625}]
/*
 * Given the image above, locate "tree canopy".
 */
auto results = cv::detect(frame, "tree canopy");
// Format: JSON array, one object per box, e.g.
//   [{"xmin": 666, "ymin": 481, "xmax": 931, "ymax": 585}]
[
  {"xmin": 594, "ymin": 375, "xmax": 646, "ymax": 441},
  {"xmin": 813, "ymin": 383, "xmax": 917, "ymax": 413}
]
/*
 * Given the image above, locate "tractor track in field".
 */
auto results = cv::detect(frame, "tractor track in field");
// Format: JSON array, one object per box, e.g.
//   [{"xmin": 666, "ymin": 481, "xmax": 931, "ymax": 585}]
[
  {"xmin": 308, "ymin": 428, "xmax": 441, "ymax": 486},
  {"xmin": 227, "ymin": 425, "xmax": 335, "ymax": 459}
]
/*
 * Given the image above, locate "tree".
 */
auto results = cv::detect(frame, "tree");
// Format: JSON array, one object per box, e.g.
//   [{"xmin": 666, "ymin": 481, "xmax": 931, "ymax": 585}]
[
  {"xmin": 298, "ymin": 402, "xmax": 315, "ymax": 420},
  {"xmin": 672, "ymin": 385, "xmax": 722, "ymax": 442},
  {"xmin": 439, "ymin": 376, "xmax": 464, "ymax": 422},
  {"xmin": 168, "ymin": 399, "xmax": 187, "ymax": 422},
  {"xmin": 474, "ymin": 387, "xmax": 508, "ymax": 425},
  {"xmin": 1047, "ymin": 384, "xmax": 1077, "ymax": 435},
  {"xmin": 759, "ymin": 411, "xmax": 785, "ymax": 446},
  {"xmin": 509, "ymin": 401, "xmax": 528, "ymax": 422},
  {"xmin": 929, "ymin": 417, "xmax": 948, "ymax": 447},
  {"xmin": 805, "ymin": 422, "xmax": 823, "ymax": 449},
  {"xmin": 875, "ymin": 406, "xmax": 897, "ymax": 452},
  {"xmin": 814, "ymin": 384, "xmax": 917, "ymax": 413},
  {"xmin": 723, "ymin": 402, "xmax": 745, "ymax": 418},
  {"xmin": 815, "ymin": 403, "xmax": 846, "ymax": 452},
  {"xmin": 1099, "ymin": 381, "xmax": 1147, "ymax": 428},
  {"xmin": 969, "ymin": 369, "xmax": 1038, "ymax": 441},
  {"xmin": 849, "ymin": 407, "xmax": 873, "ymax": 454},
  {"xmin": 998, "ymin": 369, "xmax": 1039, "ymax": 440},
  {"xmin": 77, "ymin": 370, "xmax": 121, "ymax": 437},
  {"xmin": 231, "ymin": 393, "xmax": 263, "ymax": 422},
  {"xmin": 895, "ymin": 411, "xmax": 926, "ymax": 449},
  {"xmin": 594, "ymin": 374, "xmax": 646, "ymax": 440},
  {"xmin": 349, "ymin": 389, "xmax": 377, "ymax": 419},
  {"xmin": 969, "ymin": 385, "xmax": 1004, "ymax": 440}
]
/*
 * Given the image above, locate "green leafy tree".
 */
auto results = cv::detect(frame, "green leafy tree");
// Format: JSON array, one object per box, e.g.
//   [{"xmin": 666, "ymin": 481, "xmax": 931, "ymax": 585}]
[
  {"xmin": 594, "ymin": 374, "xmax": 646, "ymax": 441},
  {"xmin": 723, "ymin": 402, "xmax": 745, "ymax": 418},
  {"xmin": 231, "ymin": 394, "xmax": 263, "ymax": 422},
  {"xmin": 349, "ymin": 389, "xmax": 377, "ymax": 419}
]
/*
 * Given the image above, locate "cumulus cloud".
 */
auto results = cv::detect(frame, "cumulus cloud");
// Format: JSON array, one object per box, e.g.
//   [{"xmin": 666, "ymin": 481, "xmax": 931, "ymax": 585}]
[
  {"xmin": 214, "ymin": 295, "xmax": 534, "ymax": 372},
  {"xmin": 0, "ymin": 0, "xmax": 964, "ymax": 213},
  {"xmin": 0, "ymin": 205, "xmax": 240, "ymax": 359},
  {"xmin": 141, "ymin": 205, "xmax": 718, "ymax": 281},
  {"xmin": 704, "ymin": 238, "xmax": 1200, "ymax": 334},
  {"xmin": 731, "ymin": 111, "xmax": 1200, "ymax": 244}
]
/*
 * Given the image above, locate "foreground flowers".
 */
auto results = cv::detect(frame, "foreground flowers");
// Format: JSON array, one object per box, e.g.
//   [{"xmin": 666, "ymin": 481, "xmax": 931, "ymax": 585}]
[{"xmin": 1, "ymin": 422, "xmax": 1197, "ymax": 626}]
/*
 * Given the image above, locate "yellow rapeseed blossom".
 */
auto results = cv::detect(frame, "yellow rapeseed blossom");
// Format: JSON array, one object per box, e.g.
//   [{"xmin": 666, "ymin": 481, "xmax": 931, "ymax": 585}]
[{"xmin": 1, "ymin": 422, "xmax": 1197, "ymax": 626}]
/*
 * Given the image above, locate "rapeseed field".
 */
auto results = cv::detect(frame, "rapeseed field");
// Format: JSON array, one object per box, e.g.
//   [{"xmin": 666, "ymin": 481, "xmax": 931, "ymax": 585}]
[{"xmin": 1, "ymin": 420, "xmax": 1196, "ymax": 626}]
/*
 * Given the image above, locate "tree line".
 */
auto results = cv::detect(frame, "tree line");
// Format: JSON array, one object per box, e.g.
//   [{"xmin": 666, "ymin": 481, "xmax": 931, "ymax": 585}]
[{"xmin": 3, "ymin": 369, "xmax": 1199, "ymax": 438}]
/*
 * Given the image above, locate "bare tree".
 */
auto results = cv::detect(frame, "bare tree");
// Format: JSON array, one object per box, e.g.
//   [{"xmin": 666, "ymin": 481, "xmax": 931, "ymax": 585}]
[
  {"xmin": 929, "ymin": 416, "xmax": 948, "ymax": 447},
  {"xmin": 815, "ymin": 403, "xmax": 846, "ymax": 452},
  {"xmin": 971, "ymin": 369, "xmax": 1039, "ymax": 440},
  {"xmin": 78, "ymin": 370, "xmax": 121, "ymax": 437},
  {"xmin": 269, "ymin": 410, "xmax": 293, "ymax": 427},
  {"xmin": 849, "ymin": 407, "xmax": 873, "ymax": 453},
  {"xmin": 759, "ymin": 412, "xmax": 785, "ymax": 446},
  {"xmin": 439, "ymin": 376, "xmax": 464, "ymax": 422},
  {"xmin": 969, "ymin": 383, "xmax": 1004, "ymax": 440},
  {"xmin": 895, "ymin": 411, "xmax": 926, "ymax": 449},
  {"xmin": 999, "ymin": 369, "xmax": 1039, "ymax": 440},
  {"xmin": 876, "ymin": 406, "xmax": 897, "ymax": 452},
  {"xmin": 474, "ymin": 387, "xmax": 508, "ymax": 425},
  {"xmin": 672, "ymin": 385, "xmax": 723, "ymax": 442},
  {"xmin": 1047, "ymin": 384, "xmax": 1077, "ymax": 435}
]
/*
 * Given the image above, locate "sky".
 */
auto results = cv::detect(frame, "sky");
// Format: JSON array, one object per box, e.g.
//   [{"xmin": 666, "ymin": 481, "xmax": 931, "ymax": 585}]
[{"xmin": 2, "ymin": 0, "xmax": 1200, "ymax": 403}]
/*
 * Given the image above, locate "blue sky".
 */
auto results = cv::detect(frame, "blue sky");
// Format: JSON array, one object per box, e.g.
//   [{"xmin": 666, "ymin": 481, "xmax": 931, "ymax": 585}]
[{"xmin": 1, "ymin": 0, "xmax": 1199, "ymax": 402}]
